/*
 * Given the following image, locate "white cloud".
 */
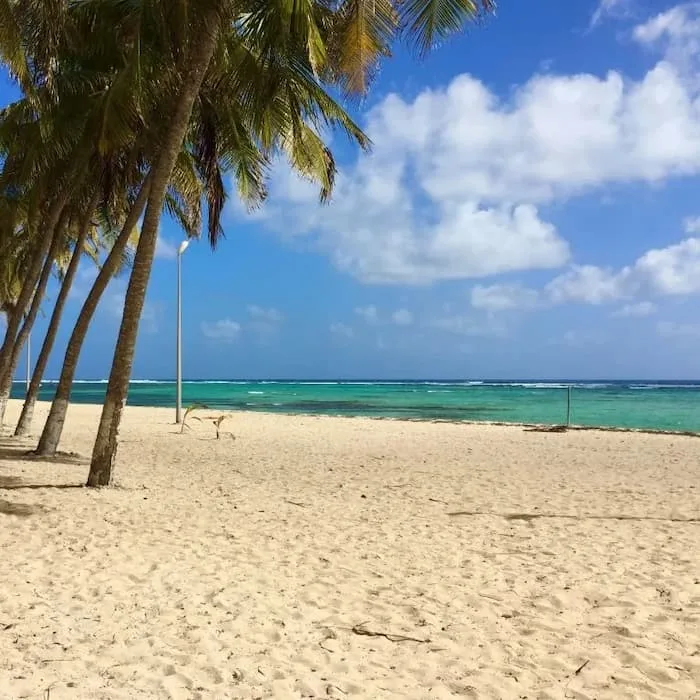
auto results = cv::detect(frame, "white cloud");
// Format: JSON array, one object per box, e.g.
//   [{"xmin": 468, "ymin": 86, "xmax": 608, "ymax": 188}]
[
  {"xmin": 247, "ymin": 305, "xmax": 284, "ymax": 323},
  {"xmin": 391, "ymin": 309, "xmax": 414, "ymax": 326},
  {"xmin": 590, "ymin": 0, "xmax": 633, "ymax": 27},
  {"xmin": 612, "ymin": 301, "xmax": 657, "ymax": 317},
  {"xmin": 155, "ymin": 236, "xmax": 178, "ymax": 260},
  {"xmin": 684, "ymin": 215, "xmax": 700, "ymax": 233},
  {"xmin": 201, "ymin": 319, "xmax": 241, "ymax": 342},
  {"xmin": 471, "ymin": 284, "xmax": 540, "ymax": 311},
  {"xmin": 633, "ymin": 4, "xmax": 700, "ymax": 79},
  {"xmin": 251, "ymin": 22, "xmax": 700, "ymax": 285},
  {"xmin": 635, "ymin": 237, "xmax": 700, "ymax": 294},
  {"xmin": 657, "ymin": 320, "xmax": 700, "ymax": 338},
  {"xmin": 330, "ymin": 322, "xmax": 354, "ymax": 339},
  {"xmin": 546, "ymin": 265, "xmax": 633, "ymax": 304},
  {"xmin": 544, "ymin": 236, "xmax": 700, "ymax": 303},
  {"xmin": 354, "ymin": 305, "xmax": 380, "ymax": 324}
]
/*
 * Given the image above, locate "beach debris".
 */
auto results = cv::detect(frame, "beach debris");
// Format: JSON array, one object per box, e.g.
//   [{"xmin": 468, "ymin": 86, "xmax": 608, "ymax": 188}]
[
  {"xmin": 285, "ymin": 500, "xmax": 308, "ymax": 508},
  {"xmin": 318, "ymin": 627, "xmax": 337, "ymax": 653},
  {"xmin": 574, "ymin": 659, "xmax": 590, "ymax": 675},
  {"xmin": 348, "ymin": 623, "xmax": 430, "ymax": 644},
  {"xmin": 526, "ymin": 425, "xmax": 568, "ymax": 433},
  {"xmin": 447, "ymin": 510, "xmax": 700, "ymax": 523}
]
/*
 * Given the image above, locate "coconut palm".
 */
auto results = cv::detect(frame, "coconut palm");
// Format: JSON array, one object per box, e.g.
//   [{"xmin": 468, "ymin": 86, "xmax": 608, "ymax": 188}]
[
  {"xmin": 0, "ymin": 187, "xmax": 73, "ymax": 424},
  {"xmin": 85, "ymin": 0, "xmax": 495, "ymax": 486},
  {"xmin": 13, "ymin": 191, "xmax": 100, "ymax": 436},
  {"xmin": 0, "ymin": 0, "xmax": 495, "ymax": 482},
  {"xmin": 84, "ymin": 0, "xmax": 367, "ymax": 485},
  {"xmin": 35, "ymin": 153, "xmax": 208, "ymax": 455}
]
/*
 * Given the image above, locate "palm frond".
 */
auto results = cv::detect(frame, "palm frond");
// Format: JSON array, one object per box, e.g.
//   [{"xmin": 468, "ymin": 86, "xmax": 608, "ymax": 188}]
[{"xmin": 399, "ymin": 0, "xmax": 495, "ymax": 55}]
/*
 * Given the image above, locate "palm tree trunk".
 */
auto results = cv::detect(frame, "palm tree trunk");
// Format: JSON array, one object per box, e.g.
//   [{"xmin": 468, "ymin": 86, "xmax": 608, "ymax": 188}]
[
  {"xmin": 0, "ymin": 195, "xmax": 66, "ymax": 385},
  {"xmin": 35, "ymin": 176, "xmax": 151, "ymax": 456},
  {"xmin": 0, "ymin": 339, "xmax": 23, "ymax": 428},
  {"xmin": 87, "ymin": 16, "xmax": 222, "ymax": 487},
  {"xmin": 0, "ymin": 305, "xmax": 22, "ymax": 422},
  {"xmin": 0, "ymin": 211, "xmax": 67, "ymax": 427},
  {"xmin": 14, "ymin": 197, "xmax": 98, "ymax": 437}
]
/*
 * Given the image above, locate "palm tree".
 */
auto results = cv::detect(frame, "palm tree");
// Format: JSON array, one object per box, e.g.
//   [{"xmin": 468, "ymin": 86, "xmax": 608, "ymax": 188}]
[
  {"xmin": 13, "ymin": 192, "xmax": 100, "ymax": 436},
  {"xmin": 85, "ymin": 0, "xmax": 366, "ymax": 485},
  {"xmin": 35, "ymin": 154, "xmax": 207, "ymax": 455},
  {"xmin": 0, "ymin": 192, "xmax": 72, "ymax": 425},
  {"xmin": 0, "ymin": 0, "xmax": 495, "ymax": 482},
  {"xmin": 85, "ymin": 0, "xmax": 495, "ymax": 486}
]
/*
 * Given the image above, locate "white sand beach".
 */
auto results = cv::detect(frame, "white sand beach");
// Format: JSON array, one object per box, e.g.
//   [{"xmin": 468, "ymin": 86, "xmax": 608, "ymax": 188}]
[{"xmin": 0, "ymin": 400, "xmax": 699, "ymax": 699}]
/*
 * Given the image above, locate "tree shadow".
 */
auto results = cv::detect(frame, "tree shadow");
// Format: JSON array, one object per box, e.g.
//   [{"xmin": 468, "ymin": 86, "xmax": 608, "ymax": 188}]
[
  {"xmin": 0, "ymin": 444, "xmax": 87, "ymax": 466},
  {"xmin": 0, "ymin": 498, "xmax": 40, "ymax": 517},
  {"xmin": 0, "ymin": 475, "xmax": 85, "ymax": 491},
  {"xmin": 447, "ymin": 510, "xmax": 700, "ymax": 524}
]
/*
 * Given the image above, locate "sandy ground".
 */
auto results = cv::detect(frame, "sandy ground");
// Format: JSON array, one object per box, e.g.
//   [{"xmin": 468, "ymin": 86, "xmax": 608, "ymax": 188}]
[{"xmin": 0, "ymin": 400, "xmax": 699, "ymax": 700}]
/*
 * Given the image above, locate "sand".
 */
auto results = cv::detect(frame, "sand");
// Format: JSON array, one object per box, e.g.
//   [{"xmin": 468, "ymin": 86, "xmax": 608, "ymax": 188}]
[{"xmin": 0, "ymin": 399, "xmax": 698, "ymax": 700}]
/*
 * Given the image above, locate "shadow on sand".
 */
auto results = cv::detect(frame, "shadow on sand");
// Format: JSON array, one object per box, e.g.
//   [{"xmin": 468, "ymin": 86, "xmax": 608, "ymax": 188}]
[
  {"xmin": 447, "ymin": 510, "xmax": 700, "ymax": 524},
  {"xmin": 0, "ymin": 499, "xmax": 40, "ymax": 517},
  {"xmin": 0, "ymin": 474, "xmax": 86, "ymax": 518},
  {"xmin": 0, "ymin": 438, "xmax": 87, "ymax": 466}
]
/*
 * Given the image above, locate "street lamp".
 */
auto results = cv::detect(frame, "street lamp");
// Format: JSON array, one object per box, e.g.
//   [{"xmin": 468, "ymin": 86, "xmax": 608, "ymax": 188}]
[
  {"xmin": 26, "ymin": 331, "xmax": 30, "ymax": 394},
  {"xmin": 175, "ymin": 239, "xmax": 190, "ymax": 423},
  {"xmin": 23, "ymin": 313, "xmax": 30, "ymax": 395}
]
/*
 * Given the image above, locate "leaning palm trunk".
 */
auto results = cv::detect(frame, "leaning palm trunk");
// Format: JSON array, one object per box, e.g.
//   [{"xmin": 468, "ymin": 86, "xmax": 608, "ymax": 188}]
[
  {"xmin": 0, "ymin": 352, "xmax": 20, "ymax": 429},
  {"xmin": 87, "ymin": 17, "xmax": 221, "ymax": 487},
  {"xmin": 0, "ymin": 306, "xmax": 24, "ymax": 421},
  {"xmin": 0, "ymin": 196, "xmax": 67, "ymax": 385},
  {"xmin": 0, "ymin": 215, "xmax": 66, "ymax": 426},
  {"xmin": 35, "ymin": 177, "xmax": 151, "ymax": 456},
  {"xmin": 14, "ymin": 200, "xmax": 96, "ymax": 437}
]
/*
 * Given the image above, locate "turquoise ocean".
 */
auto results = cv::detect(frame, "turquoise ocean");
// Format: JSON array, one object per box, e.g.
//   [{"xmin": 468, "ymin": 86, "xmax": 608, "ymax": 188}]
[{"xmin": 10, "ymin": 380, "xmax": 700, "ymax": 432}]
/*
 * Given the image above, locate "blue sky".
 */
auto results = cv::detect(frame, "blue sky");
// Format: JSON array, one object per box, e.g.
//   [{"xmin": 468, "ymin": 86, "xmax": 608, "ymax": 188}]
[{"xmin": 7, "ymin": 0, "xmax": 700, "ymax": 380}]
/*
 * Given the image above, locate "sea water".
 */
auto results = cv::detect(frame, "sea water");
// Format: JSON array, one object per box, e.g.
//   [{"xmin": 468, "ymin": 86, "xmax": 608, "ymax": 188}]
[{"xmin": 11, "ymin": 380, "xmax": 700, "ymax": 432}]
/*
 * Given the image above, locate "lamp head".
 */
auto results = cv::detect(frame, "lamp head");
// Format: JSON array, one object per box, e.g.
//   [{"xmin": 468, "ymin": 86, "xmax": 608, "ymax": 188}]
[{"xmin": 178, "ymin": 240, "xmax": 190, "ymax": 255}]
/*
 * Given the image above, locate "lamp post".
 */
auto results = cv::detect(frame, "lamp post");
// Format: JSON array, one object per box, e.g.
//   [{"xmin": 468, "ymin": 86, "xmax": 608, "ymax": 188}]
[
  {"xmin": 175, "ymin": 239, "xmax": 190, "ymax": 423},
  {"xmin": 26, "ymin": 331, "xmax": 30, "ymax": 394},
  {"xmin": 23, "ymin": 313, "xmax": 30, "ymax": 395}
]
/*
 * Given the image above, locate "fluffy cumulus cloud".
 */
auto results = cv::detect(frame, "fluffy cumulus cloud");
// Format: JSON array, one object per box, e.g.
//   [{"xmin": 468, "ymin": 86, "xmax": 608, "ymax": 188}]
[
  {"xmin": 463, "ymin": 229, "xmax": 700, "ymax": 313},
  {"xmin": 201, "ymin": 318, "xmax": 241, "ymax": 342},
  {"xmin": 248, "ymin": 8, "xmax": 700, "ymax": 286},
  {"xmin": 546, "ymin": 265, "xmax": 633, "ymax": 305},
  {"xmin": 542, "ymin": 235, "xmax": 700, "ymax": 304}
]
